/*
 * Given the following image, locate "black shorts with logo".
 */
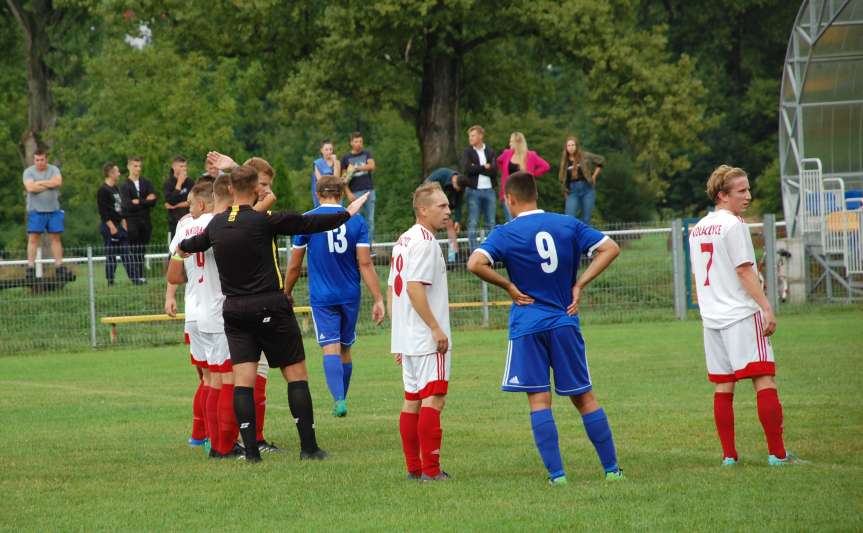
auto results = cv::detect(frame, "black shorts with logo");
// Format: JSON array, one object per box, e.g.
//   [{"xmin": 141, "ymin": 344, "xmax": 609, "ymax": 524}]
[{"xmin": 222, "ymin": 291, "xmax": 305, "ymax": 368}]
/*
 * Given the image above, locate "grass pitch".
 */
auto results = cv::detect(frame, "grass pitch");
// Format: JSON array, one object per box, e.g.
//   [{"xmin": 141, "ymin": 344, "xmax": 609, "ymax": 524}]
[{"xmin": 1, "ymin": 309, "xmax": 861, "ymax": 531}]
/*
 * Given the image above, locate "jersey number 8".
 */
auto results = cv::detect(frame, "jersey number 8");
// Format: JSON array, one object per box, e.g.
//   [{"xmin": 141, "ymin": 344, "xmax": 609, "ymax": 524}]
[
  {"xmin": 535, "ymin": 231, "xmax": 558, "ymax": 273},
  {"xmin": 326, "ymin": 225, "xmax": 348, "ymax": 254}
]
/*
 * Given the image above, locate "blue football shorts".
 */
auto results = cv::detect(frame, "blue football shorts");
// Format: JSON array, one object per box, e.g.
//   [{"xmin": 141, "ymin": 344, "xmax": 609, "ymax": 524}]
[
  {"xmin": 311, "ymin": 300, "xmax": 360, "ymax": 347},
  {"xmin": 27, "ymin": 210, "xmax": 64, "ymax": 234},
  {"xmin": 501, "ymin": 325, "xmax": 592, "ymax": 396}
]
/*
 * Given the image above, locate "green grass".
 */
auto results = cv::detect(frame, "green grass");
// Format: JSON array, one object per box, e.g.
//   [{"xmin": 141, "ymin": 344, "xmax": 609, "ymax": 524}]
[{"xmin": 2, "ymin": 310, "xmax": 861, "ymax": 531}]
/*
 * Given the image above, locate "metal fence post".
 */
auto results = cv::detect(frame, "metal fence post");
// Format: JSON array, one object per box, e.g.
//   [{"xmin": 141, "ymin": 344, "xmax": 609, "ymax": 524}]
[
  {"xmin": 764, "ymin": 214, "xmax": 779, "ymax": 312},
  {"xmin": 672, "ymin": 219, "xmax": 687, "ymax": 320},
  {"xmin": 87, "ymin": 246, "xmax": 97, "ymax": 348},
  {"xmin": 481, "ymin": 281, "xmax": 489, "ymax": 327}
]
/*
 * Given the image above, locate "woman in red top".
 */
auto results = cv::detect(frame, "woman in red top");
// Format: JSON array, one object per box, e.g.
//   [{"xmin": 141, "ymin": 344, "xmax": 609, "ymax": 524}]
[{"xmin": 496, "ymin": 132, "xmax": 550, "ymax": 221}]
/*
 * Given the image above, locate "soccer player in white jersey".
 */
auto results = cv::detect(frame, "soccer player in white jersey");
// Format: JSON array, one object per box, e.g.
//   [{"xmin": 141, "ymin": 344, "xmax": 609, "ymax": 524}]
[
  {"xmin": 467, "ymin": 172, "xmax": 623, "ymax": 485},
  {"xmin": 164, "ymin": 184, "xmax": 218, "ymax": 451},
  {"xmin": 168, "ymin": 180, "xmax": 243, "ymax": 459},
  {"xmin": 388, "ymin": 182, "xmax": 452, "ymax": 481},
  {"xmin": 689, "ymin": 165, "xmax": 802, "ymax": 466}
]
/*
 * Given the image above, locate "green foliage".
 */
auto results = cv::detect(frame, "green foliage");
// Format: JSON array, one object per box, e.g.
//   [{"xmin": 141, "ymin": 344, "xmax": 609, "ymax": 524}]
[
  {"xmin": 50, "ymin": 42, "xmax": 269, "ymax": 245},
  {"xmin": 0, "ymin": 21, "xmax": 28, "ymax": 251}
]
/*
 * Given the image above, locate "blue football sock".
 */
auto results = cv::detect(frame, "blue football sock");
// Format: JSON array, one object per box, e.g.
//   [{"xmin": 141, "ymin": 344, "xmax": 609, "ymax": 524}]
[
  {"xmin": 342, "ymin": 362, "xmax": 353, "ymax": 397},
  {"xmin": 582, "ymin": 408, "xmax": 619, "ymax": 473},
  {"xmin": 530, "ymin": 408, "xmax": 565, "ymax": 479},
  {"xmin": 322, "ymin": 355, "xmax": 345, "ymax": 401}
]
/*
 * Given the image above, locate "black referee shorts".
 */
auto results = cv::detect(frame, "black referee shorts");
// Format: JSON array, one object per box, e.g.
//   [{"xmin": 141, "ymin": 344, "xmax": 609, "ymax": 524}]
[{"xmin": 222, "ymin": 292, "xmax": 305, "ymax": 368}]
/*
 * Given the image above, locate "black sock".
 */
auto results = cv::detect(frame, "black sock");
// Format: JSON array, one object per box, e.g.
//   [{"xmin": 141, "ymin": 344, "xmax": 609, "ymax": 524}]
[
  {"xmin": 233, "ymin": 386, "xmax": 260, "ymax": 459},
  {"xmin": 288, "ymin": 381, "xmax": 318, "ymax": 453}
]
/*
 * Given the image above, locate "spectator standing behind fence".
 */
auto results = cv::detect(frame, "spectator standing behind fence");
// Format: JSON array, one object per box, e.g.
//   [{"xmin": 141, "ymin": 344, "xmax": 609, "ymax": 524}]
[
  {"xmin": 22, "ymin": 149, "xmax": 69, "ymax": 281},
  {"xmin": 560, "ymin": 136, "xmax": 604, "ymax": 224},
  {"xmin": 312, "ymin": 139, "xmax": 341, "ymax": 208},
  {"xmin": 425, "ymin": 167, "xmax": 467, "ymax": 263},
  {"xmin": 496, "ymin": 132, "xmax": 550, "ymax": 222},
  {"xmin": 164, "ymin": 156, "xmax": 195, "ymax": 239},
  {"xmin": 340, "ymin": 132, "xmax": 376, "ymax": 244},
  {"xmin": 121, "ymin": 156, "xmax": 157, "ymax": 284},
  {"xmin": 461, "ymin": 125, "xmax": 498, "ymax": 252},
  {"xmin": 97, "ymin": 163, "xmax": 136, "ymax": 285}
]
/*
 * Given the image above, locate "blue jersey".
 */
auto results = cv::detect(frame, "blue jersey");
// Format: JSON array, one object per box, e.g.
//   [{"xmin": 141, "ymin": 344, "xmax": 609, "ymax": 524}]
[
  {"xmin": 478, "ymin": 210, "xmax": 606, "ymax": 339},
  {"xmin": 293, "ymin": 204, "xmax": 370, "ymax": 306}
]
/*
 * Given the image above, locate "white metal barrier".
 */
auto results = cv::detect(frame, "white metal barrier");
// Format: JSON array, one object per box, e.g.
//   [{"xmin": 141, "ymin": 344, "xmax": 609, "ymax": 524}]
[{"xmin": 800, "ymin": 158, "xmax": 825, "ymax": 237}]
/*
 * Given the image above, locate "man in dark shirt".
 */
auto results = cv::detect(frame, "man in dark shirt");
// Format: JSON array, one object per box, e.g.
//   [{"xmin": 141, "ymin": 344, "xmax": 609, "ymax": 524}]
[
  {"xmin": 461, "ymin": 125, "xmax": 498, "ymax": 252},
  {"xmin": 163, "ymin": 156, "xmax": 195, "ymax": 239},
  {"xmin": 178, "ymin": 161, "xmax": 369, "ymax": 463},
  {"xmin": 96, "ymin": 162, "xmax": 134, "ymax": 284},
  {"xmin": 425, "ymin": 167, "xmax": 468, "ymax": 262},
  {"xmin": 340, "ymin": 132, "xmax": 376, "ymax": 243},
  {"xmin": 121, "ymin": 156, "xmax": 158, "ymax": 284}
]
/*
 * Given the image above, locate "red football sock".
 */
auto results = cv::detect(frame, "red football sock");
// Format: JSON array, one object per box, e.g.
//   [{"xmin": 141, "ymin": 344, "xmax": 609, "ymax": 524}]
[
  {"xmin": 713, "ymin": 392, "xmax": 737, "ymax": 460},
  {"xmin": 254, "ymin": 375, "xmax": 267, "ymax": 442},
  {"xmin": 418, "ymin": 406, "xmax": 442, "ymax": 478},
  {"xmin": 399, "ymin": 411, "xmax": 421, "ymax": 476},
  {"xmin": 205, "ymin": 386, "xmax": 220, "ymax": 450},
  {"xmin": 191, "ymin": 380, "xmax": 207, "ymax": 441},
  {"xmin": 757, "ymin": 388, "xmax": 786, "ymax": 459},
  {"xmin": 218, "ymin": 383, "xmax": 238, "ymax": 455}
]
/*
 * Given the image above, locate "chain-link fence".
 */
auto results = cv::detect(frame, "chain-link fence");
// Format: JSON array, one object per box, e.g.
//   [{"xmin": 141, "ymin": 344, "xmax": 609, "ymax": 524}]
[{"xmin": 0, "ymin": 219, "xmax": 786, "ymax": 354}]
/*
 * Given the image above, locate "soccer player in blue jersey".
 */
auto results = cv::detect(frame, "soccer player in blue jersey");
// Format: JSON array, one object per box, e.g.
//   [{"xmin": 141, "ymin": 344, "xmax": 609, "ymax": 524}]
[
  {"xmin": 284, "ymin": 174, "xmax": 385, "ymax": 417},
  {"xmin": 467, "ymin": 171, "xmax": 624, "ymax": 485}
]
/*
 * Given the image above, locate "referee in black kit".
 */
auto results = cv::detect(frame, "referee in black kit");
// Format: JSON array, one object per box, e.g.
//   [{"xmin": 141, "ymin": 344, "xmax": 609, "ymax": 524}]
[{"xmin": 177, "ymin": 159, "xmax": 369, "ymax": 463}]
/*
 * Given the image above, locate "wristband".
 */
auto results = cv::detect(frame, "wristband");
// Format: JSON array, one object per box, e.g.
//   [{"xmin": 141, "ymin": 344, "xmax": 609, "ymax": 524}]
[{"xmin": 171, "ymin": 254, "xmax": 184, "ymax": 261}]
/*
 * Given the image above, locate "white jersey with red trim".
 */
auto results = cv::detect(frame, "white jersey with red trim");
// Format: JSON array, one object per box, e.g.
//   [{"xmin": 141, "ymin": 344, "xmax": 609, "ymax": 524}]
[
  {"xmin": 170, "ymin": 213, "xmax": 224, "ymax": 332},
  {"xmin": 388, "ymin": 223, "xmax": 451, "ymax": 356},
  {"xmin": 688, "ymin": 209, "xmax": 760, "ymax": 329}
]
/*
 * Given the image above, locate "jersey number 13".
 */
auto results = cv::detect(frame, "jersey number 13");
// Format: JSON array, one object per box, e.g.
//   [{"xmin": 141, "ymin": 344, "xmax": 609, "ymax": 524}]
[{"xmin": 326, "ymin": 225, "xmax": 348, "ymax": 254}]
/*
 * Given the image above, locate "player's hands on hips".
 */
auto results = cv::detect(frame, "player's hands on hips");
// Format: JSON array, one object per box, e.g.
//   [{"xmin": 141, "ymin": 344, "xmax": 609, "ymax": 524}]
[
  {"xmin": 506, "ymin": 283, "xmax": 534, "ymax": 306},
  {"xmin": 346, "ymin": 192, "xmax": 369, "ymax": 216},
  {"xmin": 762, "ymin": 308, "xmax": 777, "ymax": 336},
  {"xmin": 164, "ymin": 297, "xmax": 177, "ymax": 317},
  {"xmin": 372, "ymin": 299, "xmax": 385, "ymax": 325},
  {"xmin": 566, "ymin": 285, "xmax": 582, "ymax": 316},
  {"xmin": 432, "ymin": 326, "xmax": 449, "ymax": 355},
  {"xmin": 207, "ymin": 151, "xmax": 237, "ymax": 171},
  {"xmin": 394, "ymin": 353, "xmax": 402, "ymax": 365}
]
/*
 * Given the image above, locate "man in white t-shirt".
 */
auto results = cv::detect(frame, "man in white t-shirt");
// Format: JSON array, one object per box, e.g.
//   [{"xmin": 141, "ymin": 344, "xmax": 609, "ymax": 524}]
[
  {"xmin": 388, "ymin": 182, "xmax": 452, "ymax": 481},
  {"xmin": 689, "ymin": 165, "xmax": 802, "ymax": 467}
]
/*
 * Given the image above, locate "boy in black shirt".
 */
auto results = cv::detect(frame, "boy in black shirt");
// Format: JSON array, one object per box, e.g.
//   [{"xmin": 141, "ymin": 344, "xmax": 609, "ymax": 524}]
[
  {"xmin": 96, "ymin": 162, "xmax": 134, "ymax": 284},
  {"xmin": 178, "ymin": 159, "xmax": 369, "ymax": 462},
  {"xmin": 121, "ymin": 156, "xmax": 158, "ymax": 283},
  {"xmin": 163, "ymin": 156, "xmax": 195, "ymax": 239}
]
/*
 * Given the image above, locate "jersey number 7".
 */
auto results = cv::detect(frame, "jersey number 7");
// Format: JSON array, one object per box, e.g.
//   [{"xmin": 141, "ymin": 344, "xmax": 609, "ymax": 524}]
[{"xmin": 700, "ymin": 242, "xmax": 714, "ymax": 286}]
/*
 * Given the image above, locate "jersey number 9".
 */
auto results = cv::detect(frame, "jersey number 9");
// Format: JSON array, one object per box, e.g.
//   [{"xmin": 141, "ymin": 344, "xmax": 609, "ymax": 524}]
[
  {"xmin": 326, "ymin": 225, "xmax": 348, "ymax": 254},
  {"xmin": 535, "ymin": 231, "xmax": 558, "ymax": 273}
]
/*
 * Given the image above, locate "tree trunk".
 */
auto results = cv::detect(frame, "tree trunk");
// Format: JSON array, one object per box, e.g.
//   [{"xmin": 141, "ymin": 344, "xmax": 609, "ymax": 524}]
[
  {"xmin": 7, "ymin": 0, "xmax": 56, "ymax": 164},
  {"xmin": 416, "ymin": 32, "xmax": 461, "ymax": 178}
]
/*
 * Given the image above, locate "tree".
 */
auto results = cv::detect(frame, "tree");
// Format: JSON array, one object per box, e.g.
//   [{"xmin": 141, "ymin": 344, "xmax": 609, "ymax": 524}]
[
  {"xmin": 274, "ymin": 0, "xmax": 707, "ymax": 197},
  {"xmin": 4, "ymin": 0, "xmax": 98, "ymax": 163}
]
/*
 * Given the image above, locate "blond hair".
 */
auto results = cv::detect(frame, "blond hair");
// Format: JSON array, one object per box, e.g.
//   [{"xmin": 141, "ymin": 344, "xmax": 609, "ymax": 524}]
[
  {"xmin": 467, "ymin": 125, "xmax": 485, "ymax": 136},
  {"xmin": 413, "ymin": 181, "xmax": 443, "ymax": 213},
  {"xmin": 706, "ymin": 165, "xmax": 748, "ymax": 202},
  {"xmin": 243, "ymin": 157, "xmax": 275, "ymax": 179},
  {"xmin": 510, "ymin": 132, "xmax": 528, "ymax": 170},
  {"xmin": 190, "ymin": 180, "xmax": 214, "ymax": 206}
]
